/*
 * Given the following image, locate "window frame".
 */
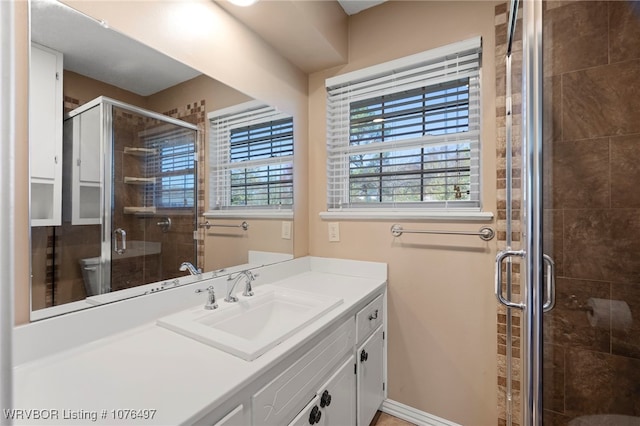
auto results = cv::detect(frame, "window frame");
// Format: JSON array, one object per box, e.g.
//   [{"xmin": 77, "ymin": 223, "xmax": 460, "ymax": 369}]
[
  {"xmin": 207, "ymin": 101, "xmax": 294, "ymax": 217},
  {"xmin": 142, "ymin": 125, "xmax": 197, "ymax": 212},
  {"xmin": 324, "ymin": 37, "xmax": 488, "ymax": 220}
]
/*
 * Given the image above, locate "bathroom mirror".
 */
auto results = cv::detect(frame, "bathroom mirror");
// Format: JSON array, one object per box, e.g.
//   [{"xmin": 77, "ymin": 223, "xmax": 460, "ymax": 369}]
[{"xmin": 29, "ymin": 0, "xmax": 294, "ymax": 320}]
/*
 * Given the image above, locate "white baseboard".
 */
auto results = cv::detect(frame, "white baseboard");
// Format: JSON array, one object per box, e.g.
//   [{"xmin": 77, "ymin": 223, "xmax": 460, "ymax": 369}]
[{"xmin": 380, "ymin": 399, "xmax": 462, "ymax": 426}]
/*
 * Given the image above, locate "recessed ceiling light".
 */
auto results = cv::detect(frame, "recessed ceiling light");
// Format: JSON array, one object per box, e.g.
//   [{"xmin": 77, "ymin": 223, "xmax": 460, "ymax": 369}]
[{"xmin": 228, "ymin": 0, "xmax": 258, "ymax": 6}]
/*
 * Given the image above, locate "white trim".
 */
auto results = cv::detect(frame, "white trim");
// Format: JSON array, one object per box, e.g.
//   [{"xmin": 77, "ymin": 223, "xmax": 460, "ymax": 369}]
[
  {"xmin": 326, "ymin": 37, "xmax": 481, "ymax": 88},
  {"xmin": 319, "ymin": 210, "xmax": 493, "ymax": 221},
  {"xmin": 207, "ymin": 99, "xmax": 266, "ymax": 120},
  {"xmin": 0, "ymin": 0, "xmax": 15, "ymax": 414},
  {"xmin": 381, "ymin": 399, "xmax": 462, "ymax": 426},
  {"xmin": 204, "ymin": 209, "xmax": 294, "ymax": 219}
]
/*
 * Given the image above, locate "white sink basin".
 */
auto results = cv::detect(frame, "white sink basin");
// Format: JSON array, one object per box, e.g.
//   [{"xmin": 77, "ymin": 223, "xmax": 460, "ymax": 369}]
[{"xmin": 157, "ymin": 285, "xmax": 343, "ymax": 361}]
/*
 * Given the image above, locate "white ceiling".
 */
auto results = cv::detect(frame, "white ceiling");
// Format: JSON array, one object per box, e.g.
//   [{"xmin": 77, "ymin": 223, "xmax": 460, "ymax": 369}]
[
  {"xmin": 337, "ymin": 0, "xmax": 387, "ymax": 15},
  {"xmin": 30, "ymin": 0, "xmax": 389, "ymax": 92},
  {"xmin": 30, "ymin": 0, "xmax": 201, "ymax": 96}
]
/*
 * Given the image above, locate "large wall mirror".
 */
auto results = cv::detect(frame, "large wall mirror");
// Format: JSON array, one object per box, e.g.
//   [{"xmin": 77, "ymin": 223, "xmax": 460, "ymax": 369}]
[{"xmin": 29, "ymin": 0, "xmax": 294, "ymax": 321}]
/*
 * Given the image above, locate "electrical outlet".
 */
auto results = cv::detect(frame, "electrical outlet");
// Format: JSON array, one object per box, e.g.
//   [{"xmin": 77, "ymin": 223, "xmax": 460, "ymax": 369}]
[
  {"xmin": 281, "ymin": 221, "xmax": 292, "ymax": 240},
  {"xmin": 328, "ymin": 222, "xmax": 340, "ymax": 242}
]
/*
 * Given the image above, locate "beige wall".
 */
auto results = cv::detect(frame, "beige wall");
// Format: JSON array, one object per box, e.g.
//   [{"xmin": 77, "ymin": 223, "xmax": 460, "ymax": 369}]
[
  {"xmin": 308, "ymin": 2, "xmax": 499, "ymax": 424},
  {"xmin": 63, "ymin": 70, "xmax": 148, "ymax": 109},
  {"xmin": 203, "ymin": 219, "xmax": 293, "ymax": 271},
  {"xmin": 14, "ymin": 1, "xmax": 30, "ymax": 325}
]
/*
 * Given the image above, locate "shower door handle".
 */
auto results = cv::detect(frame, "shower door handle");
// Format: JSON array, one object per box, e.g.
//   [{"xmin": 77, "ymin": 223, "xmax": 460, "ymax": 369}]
[
  {"xmin": 114, "ymin": 228, "xmax": 127, "ymax": 255},
  {"xmin": 495, "ymin": 249, "xmax": 526, "ymax": 309},
  {"xmin": 543, "ymin": 254, "xmax": 556, "ymax": 312}
]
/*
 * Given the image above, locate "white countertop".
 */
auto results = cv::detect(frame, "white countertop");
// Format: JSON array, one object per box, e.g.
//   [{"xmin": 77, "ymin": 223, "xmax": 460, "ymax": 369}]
[{"xmin": 13, "ymin": 257, "xmax": 386, "ymax": 425}]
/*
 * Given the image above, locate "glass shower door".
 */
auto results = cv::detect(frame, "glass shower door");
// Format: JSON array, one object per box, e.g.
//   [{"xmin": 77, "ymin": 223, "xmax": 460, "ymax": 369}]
[
  {"xmin": 540, "ymin": 0, "xmax": 640, "ymax": 424},
  {"xmin": 501, "ymin": 1, "xmax": 640, "ymax": 425},
  {"xmin": 110, "ymin": 104, "xmax": 198, "ymax": 293}
]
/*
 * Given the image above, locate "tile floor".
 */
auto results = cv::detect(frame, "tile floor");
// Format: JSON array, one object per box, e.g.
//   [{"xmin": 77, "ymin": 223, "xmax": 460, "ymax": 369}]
[{"xmin": 370, "ymin": 411, "xmax": 416, "ymax": 426}]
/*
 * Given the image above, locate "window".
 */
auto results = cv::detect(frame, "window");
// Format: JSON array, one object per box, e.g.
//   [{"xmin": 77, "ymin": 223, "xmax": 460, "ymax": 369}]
[
  {"xmin": 209, "ymin": 102, "xmax": 293, "ymax": 210},
  {"xmin": 143, "ymin": 126, "xmax": 196, "ymax": 209},
  {"xmin": 326, "ymin": 37, "xmax": 481, "ymax": 212}
]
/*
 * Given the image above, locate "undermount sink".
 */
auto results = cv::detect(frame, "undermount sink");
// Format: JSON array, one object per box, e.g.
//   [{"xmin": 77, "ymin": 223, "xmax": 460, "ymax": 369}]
[{"xmin": 156, "ymin": 285, "xmax": 343, "ymax": 361}]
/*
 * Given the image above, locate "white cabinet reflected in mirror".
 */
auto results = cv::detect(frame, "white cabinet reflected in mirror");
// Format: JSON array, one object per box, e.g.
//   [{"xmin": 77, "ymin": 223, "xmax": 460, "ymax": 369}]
[{"xmin": 29, "ymin": 0, "xmax": 294, "ymax": 321}]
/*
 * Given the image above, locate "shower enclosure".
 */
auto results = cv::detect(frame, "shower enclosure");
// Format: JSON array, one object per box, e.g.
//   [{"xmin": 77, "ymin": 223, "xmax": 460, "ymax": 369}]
[
  {"xmin": 498, "ymin": 1, "xmax": 640, "ymax": 425},
  {"xmin": 55, "ymin": 97, "xmax": 198, "ymax": 300}
]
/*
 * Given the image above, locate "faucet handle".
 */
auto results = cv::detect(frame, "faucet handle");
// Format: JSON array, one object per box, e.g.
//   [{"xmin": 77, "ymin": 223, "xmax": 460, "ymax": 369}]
[
  {"xmin": 195, "ymin": 286, "xmax": 218, "ymax": 310},
  {"xmin": 243, "ymin": 280, "xmax": 254, "ymax": 297}
]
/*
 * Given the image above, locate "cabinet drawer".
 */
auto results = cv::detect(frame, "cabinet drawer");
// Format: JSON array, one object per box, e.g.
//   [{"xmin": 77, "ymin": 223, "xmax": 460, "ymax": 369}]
[
  {"xmin": 252, "ymin": 319, "xmax": 355, "ymax": 426},
  {"xmin": 356, "ymin": 294, "xmax": 383, "ymax": 344}
]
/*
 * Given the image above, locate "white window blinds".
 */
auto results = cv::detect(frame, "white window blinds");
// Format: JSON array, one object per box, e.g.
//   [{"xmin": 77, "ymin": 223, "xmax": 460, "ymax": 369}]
[
  {"xmin": 209, "ymin": 101, "xmax": 293, "ymax": 210},
  {"xmin": 142, "ymin": 126, "xmax": 196, "ymax": 209},
  {"xmin": 326, "ymin": 37, "xmax": 482, "ymax": 211}
]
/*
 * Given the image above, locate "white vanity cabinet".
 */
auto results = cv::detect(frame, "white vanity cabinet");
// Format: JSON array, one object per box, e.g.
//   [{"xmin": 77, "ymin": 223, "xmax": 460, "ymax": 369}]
[
  {"xmin": 252, "ymin": 319, "xmax": 356, "ymax": 426},
  {"xmin": 287, "ymin": 356, "xmax": 356, "ymax": 426},
  {"xmin": 357, "ymin": 326, "xmax": 385, "ymax": 426},
  {"xmin": 355, "ymin": 295, "xmax": 385, "ymax": 426},
  {"xmin": 30, "ymin": 43, "xmax": 63, "ymax": 226}
]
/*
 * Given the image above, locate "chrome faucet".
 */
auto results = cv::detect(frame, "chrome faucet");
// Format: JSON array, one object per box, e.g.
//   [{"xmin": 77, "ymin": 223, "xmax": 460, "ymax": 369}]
[
  {"xmin": 195, "ymin": 286, "xmax": 218, "ymax": 310},
  {"xmin": 179, "ymin": 262, "xmax": 201, "ymax": 276},
  {"xmin": 225, "ymin": 270, "xmax": 256, "ymax": 302}
]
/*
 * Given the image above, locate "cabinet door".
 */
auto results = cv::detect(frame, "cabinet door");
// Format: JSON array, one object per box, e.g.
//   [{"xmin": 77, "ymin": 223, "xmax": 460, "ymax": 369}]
[
  {"xmin": 30, "ymin": 43, "xmax": 63, "ymax": 226},
  {"xmin": 69, "ymin": 105, "xmax": 102, "ymax": 225},
  {"xmin": 288, "ymin": 396, "xmax": 325, "ymax": 426},
  {"xmin": 319, "ymin": 356, "xmax": 356, "ymax": 426},
  {"xmin": 357, "ymin": 326, "xmax": 384, "ymax": 426}
]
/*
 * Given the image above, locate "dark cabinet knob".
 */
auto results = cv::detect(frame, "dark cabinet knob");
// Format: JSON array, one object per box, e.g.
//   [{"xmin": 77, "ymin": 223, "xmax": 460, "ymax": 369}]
[
  {"xmin": 320, "ymin": 390, "xmax": 332, "ymax": 407},
  {"xmin": 309, "ymin": 405, "xmax": 321, "ymax": 424},
  {"xmin": 360, "ymin": 349, "xmax": 369, "ymax": 362}
]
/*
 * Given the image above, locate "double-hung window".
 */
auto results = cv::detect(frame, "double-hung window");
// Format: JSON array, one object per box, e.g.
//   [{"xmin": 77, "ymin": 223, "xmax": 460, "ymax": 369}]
[
  {"xmin": 326, "ymin": 37, "xmax": 482, "ymax": 214},
  {"xmin": 209, "ymin": 101, "xmax": 293, "ymax": 211},
  {"xmin": 143, "ymin": 126, "xmax": 196, "ymax": 209}
]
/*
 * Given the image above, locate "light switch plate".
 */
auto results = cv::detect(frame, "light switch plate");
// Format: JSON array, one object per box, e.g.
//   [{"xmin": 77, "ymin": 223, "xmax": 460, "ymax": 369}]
[
  {"xmin": 328, "ymin": 222, "xmax": 340, "ymax": 242},
  {"xmin": 281, "ymin": 221, "xmax": 292, "ymax": 240}
]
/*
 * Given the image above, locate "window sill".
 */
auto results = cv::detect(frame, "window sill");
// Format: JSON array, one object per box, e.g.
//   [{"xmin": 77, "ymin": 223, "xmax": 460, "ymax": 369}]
[
  {"xmin": 204, "ymin": 210, "xmax": 294, "ymax": 219},
  {"xmin": 319, "ymin": 209, "xmax": 494, "ymax": 222}
]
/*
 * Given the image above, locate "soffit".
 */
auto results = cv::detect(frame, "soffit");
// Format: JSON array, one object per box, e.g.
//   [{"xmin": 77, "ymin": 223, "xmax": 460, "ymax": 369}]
[{"xmin": 215, "ymin": 0, "xmax": 350, "ymax": 73}]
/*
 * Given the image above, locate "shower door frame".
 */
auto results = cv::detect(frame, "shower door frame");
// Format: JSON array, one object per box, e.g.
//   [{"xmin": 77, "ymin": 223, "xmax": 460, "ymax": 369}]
[
  {"xmin": 94, "ymin": 97, "xmax": 199, "ymax": 294},
  {"xmin": 521, "ymin": 0, "xmax": 544, "ymax": 424},
  {"xmin": 498, "ymin": 0, "xmax": 546, "ymax": 425}
]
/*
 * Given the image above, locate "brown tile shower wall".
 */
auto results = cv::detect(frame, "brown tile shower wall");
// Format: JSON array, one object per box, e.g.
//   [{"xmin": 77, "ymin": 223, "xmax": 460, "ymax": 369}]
[
  {"xmin": 541, "ymin": 1, "xmax": 640, "ymax": 423},
  {"xmin": 495, "ymin": 2, "xmax": 640, "ymax": 425}
]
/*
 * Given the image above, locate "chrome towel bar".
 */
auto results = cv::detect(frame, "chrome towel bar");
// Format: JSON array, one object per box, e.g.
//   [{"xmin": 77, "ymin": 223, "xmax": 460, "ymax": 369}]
[
  {"xmin": 390, "ymin": 224, "xmax": 495, "ymax": 241},
  {"xmin": 199, "ymin": 220, "xmax": 249, "ymax": 231}
]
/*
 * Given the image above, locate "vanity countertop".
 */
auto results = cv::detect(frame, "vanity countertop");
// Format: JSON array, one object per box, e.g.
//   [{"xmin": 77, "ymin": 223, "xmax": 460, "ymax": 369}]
[{"xmin": 13, "ymin": 258, "xmax": 386, "ymax": 425}]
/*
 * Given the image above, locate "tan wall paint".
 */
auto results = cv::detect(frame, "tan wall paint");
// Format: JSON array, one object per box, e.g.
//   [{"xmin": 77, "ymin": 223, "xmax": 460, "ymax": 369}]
[
  {"xmin": 308, "ymin": 1, "xmax": 499, "ymax": 424},
  {"xmin": 14, "ymin": 1, "xmax": 30, "ymax": 325},
  {"xmin": 63, "ymin": 70, "xmax": 148, "ymax": 108},
  {"xmin": 203, "ymin": 219, "xmax": 293, "ymax": 271}
]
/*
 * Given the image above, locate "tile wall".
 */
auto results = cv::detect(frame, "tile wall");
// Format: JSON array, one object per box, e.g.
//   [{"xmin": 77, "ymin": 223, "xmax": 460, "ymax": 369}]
[
  {"xmin": 541, "ymin": 1, "xmax": 640, "ymax": 423},
  {"xmin": 495, "ymin": 2, "xmax": 523, "ymax": 425},
  {"xmin": 495, "ymin": 1, "xmax": 640, "ymax": 424}
]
